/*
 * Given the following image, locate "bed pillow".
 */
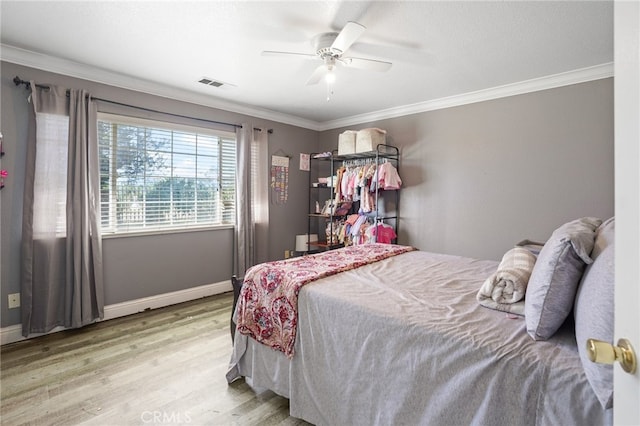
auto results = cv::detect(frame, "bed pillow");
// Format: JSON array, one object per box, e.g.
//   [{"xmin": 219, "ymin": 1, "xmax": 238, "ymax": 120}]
[
  {"xmin": 525, "ymin": 217, "xmax": 602, "ymax": 340},
  {"xmin": 574, "ymin": 217, "xmax": 614, "ymax": 409}
]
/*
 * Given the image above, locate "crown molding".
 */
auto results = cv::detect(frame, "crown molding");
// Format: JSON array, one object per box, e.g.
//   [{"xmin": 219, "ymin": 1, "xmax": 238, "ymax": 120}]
[
  {"xmin": 2, "ymin": 44, "xmax": 612, "ymax": 132},
  {"xmin": 1, "ymin": 44, "xmax": 321, "ymax": 131},
  {"xmin": 318, "ymin": 62, "xmax": 614, "ymax": 130}
]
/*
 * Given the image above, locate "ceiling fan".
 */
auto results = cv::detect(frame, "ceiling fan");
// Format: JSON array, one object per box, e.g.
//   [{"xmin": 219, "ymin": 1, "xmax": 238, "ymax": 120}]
[{"xmin": 262, "ymin": 21, "xmax": 393, "ymax": 86}]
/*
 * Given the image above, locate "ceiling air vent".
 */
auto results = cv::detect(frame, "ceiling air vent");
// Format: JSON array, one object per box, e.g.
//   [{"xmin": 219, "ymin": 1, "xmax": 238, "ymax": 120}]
[{"xmin": 198, "ymin": 77, "xmax": 224, "ymax": 88}]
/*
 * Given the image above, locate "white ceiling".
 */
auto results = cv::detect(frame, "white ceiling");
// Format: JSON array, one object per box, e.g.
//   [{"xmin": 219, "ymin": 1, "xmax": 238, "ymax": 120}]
[{"xmin": 1, "ymin": 1, "xmax": 613, "ymax": 130}]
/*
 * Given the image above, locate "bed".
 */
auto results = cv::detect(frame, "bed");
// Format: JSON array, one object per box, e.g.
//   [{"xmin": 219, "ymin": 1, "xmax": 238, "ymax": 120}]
[{"xmin": 227, "ymin": 217, "xmax": 614, "ymax": 426}]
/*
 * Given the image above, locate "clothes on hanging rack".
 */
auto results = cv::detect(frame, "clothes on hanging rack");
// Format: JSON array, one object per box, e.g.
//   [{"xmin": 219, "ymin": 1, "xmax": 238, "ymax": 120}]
[
  {"xmin": 332, "ymin": 161, "xmax": 402, "ymax": 211},
  {"xmin": 374, "ymin": 162, "xmax": 402, "ymax": 191},
  {"xmin": 331, "ymin": 214, "xmax": 397, "ymax": 246},
  {"xmin": 369, "ymin": 222, "xmax": 397, "ymax": 244}
]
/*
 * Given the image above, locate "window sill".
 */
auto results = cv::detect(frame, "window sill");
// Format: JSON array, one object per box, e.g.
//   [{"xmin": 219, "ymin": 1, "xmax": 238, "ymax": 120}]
[{"xmin": 100, "ymin": 224, "xmax": 234, "ymax": 239}]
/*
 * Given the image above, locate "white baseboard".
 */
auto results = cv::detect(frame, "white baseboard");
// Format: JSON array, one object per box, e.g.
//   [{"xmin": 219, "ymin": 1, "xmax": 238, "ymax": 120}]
[{"xmin": 0, "ymin": 280, "xmax": 232, "ymax": 346}]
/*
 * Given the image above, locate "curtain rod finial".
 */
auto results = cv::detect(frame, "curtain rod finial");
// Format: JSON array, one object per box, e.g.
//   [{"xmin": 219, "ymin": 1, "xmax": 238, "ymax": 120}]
[{"xmin": 13, "ymin": 76, "xmax": 30, "ymax": 88}]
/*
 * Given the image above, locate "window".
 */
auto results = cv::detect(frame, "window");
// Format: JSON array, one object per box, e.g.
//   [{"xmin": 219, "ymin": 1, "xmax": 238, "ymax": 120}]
[{"xmin": 98, "ymin": 113, "xmax": 236, "ymax": 234}]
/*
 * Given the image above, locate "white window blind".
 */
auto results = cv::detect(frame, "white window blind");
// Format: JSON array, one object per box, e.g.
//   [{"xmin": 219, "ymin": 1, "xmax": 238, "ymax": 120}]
[{"xmin": 98, "ymin": 113, "xmax": 237, "ymax": 234}]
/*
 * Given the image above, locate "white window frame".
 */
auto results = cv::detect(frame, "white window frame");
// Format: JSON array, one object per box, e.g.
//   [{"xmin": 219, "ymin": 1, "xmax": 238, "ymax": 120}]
[{"xmin": 98, "ymin": 113, "xmax": 237, "ymax": 235}]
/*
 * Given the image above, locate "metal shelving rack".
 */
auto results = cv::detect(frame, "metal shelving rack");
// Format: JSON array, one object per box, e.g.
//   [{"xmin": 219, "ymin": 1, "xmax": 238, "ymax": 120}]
[{"xmin": 307, "ymin": 143, "xmax": 400, "ymax": 252}]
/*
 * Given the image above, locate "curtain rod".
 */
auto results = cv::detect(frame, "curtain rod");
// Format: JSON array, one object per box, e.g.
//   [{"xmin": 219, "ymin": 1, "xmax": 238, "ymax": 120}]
[{"xmin": 13, "ymin": 76, "xmax": 273, "ymax": 134}]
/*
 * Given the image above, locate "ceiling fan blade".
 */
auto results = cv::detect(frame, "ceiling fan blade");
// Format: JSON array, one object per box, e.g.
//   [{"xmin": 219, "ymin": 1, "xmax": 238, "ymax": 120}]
[
  {"xmin": 342, "ymin": 56, "xmax": 392, "ymax": 72},
  {"xmin": 306, "ymin": 65, "xmax": 328, "ymax": 85},
  {"xmin": 262, "ymin": 51, "xmax": 318, "ymax": 60},
  {"xmin": 331, "ymin": 21, "xmax": 366, "ymax": 54}
]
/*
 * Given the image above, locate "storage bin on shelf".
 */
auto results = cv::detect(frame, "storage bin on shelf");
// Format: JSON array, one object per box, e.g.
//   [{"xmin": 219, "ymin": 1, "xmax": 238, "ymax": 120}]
[
  {"xmin": 338, "ymin": 130, "xmax": 357, "ymax": 155},
  {"xmin": 356, "ymin": 128, "xmax": 386, "ymax": 153}
]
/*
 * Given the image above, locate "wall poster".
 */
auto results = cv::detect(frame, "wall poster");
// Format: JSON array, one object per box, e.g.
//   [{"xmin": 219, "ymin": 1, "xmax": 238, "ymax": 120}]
[
  {"xmin": 299, "ymin": 153, "xmax": 310, "ymax": 171},
  {"xmin": 271, "ymin": 155, "xmax": 289, "ymax": 204}
]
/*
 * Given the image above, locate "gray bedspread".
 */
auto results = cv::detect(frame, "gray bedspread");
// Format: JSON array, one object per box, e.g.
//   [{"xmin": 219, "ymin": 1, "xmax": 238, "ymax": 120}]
[{"xmin": 227, "ymin": 250, "xmax": 611, "ymax": 426}]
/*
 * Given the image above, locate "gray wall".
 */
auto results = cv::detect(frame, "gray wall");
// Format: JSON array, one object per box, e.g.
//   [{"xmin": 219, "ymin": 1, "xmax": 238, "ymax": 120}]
[
  {"xmin": 1, "ymin": 61, "xmax": 613, "ymax": 330},
  {"xmin": 1, "ymin": 61, "xmax": 317, "ymax": 328},
  {"xmin": 319, "ymin": 78, "xmax": 614, "ymax": 260}
]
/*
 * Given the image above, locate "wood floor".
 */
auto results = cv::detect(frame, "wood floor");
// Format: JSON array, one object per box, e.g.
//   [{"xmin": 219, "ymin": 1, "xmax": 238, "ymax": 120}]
[{"xmin": 0, "ymin": 292, "xmax": 310, "ymax": 426}]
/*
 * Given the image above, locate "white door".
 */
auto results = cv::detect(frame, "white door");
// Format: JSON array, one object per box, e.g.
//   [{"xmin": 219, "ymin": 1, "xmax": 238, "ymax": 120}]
[{"xmin": 614, "ymin": 1, "xmax": 640, "ymax": 424}]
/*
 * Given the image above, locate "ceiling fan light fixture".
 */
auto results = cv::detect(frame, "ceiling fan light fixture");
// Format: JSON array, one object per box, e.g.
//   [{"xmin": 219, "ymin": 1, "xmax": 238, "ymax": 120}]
[
  {"xmin": 325, "ymin": 67, "xmax": 336, "ymax": 84},
  {"xmin": 325, "ymin": 66, "xmax": 335, "ymax": 102},
  {"xmin": 263, "ymin": 21, "xmax": 390, "ymax": 98}
]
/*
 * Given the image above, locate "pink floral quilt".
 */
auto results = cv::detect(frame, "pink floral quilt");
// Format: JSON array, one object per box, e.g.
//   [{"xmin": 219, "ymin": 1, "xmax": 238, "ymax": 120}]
[{"xmin": 236, "ymin": 243, "xmax": 416, "ymax": 358}]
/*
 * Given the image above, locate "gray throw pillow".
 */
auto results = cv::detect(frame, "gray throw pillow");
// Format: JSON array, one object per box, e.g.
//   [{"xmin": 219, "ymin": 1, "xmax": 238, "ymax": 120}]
[
  {"xmin": 574, "ymin": 217, "xmax": 614, "ymax": 409},
  {"xmin": 525, "ymin": 217, "xmax": 602, "ymax": 340}
]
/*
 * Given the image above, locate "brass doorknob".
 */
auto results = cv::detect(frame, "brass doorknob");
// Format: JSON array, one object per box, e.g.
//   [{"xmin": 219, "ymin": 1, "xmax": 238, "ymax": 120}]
[{"xmin": 587, "ymin": 338, "xmax": 637, "ymax": 374}]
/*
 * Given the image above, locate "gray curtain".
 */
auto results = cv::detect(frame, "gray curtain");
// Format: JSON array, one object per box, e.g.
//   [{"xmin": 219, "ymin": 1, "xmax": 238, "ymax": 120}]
[
  {"xmin": 21, "ymin": 82, "xmax": 104, "ymax": 337},
  {"xmin": 234, "ymin": 125, "xmax": 269, "ymax": 277},
  {"xmin": 234, "ymin": 124, "xmax": 254, "ymax": 277},
  {"xmin": 253, "ymin": 128, "xmax": 269, "ymax": 266}
]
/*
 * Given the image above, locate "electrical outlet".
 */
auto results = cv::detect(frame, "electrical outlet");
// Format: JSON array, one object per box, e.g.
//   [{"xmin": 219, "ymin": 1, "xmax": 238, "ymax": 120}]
[
  {"xmin": 284, "ymin": 250, "xmax": 290, "ymax": 259},
  {"xmin": 8, "ymin": 293, "xmax": 20, "ymax": 309}
]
